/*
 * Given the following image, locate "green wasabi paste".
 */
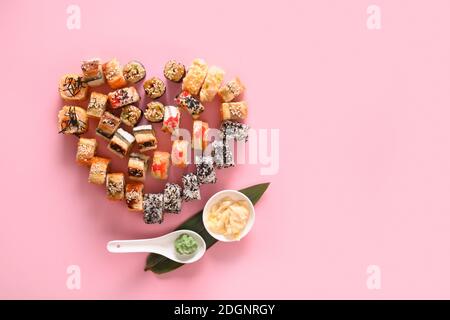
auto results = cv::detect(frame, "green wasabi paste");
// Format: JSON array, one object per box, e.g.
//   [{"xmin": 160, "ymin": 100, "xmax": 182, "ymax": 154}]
[{"xmin": 175, "ymin": 234, "xmax": 198, "ymax": 255}]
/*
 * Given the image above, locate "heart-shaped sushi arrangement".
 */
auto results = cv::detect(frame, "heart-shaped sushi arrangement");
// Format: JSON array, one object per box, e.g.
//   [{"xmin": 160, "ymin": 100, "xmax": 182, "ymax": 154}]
[{"xmin": 57, "ymin": 58, "xmax": 250, "ymax": 226}]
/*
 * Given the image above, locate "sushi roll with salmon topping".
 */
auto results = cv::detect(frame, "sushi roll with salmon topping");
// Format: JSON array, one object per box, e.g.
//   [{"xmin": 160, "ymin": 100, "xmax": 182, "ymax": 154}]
[
  {"xmin": 104, "ymin": 58, "xmax": 127, "ymax": 89},
  {"xmin": 81, "ymin": 58, "xmax": 105, "ymax": 87},
  {"xmin": 171, "ymin": 140, "xmax": 190, "ymax": 168},
  {"xmin": 150, "ymin": 151, "xmax": 170, "ymax": 180},
  {"xmin": 125, "ymin": 182, "xmax": 144, "ymax": 212}
]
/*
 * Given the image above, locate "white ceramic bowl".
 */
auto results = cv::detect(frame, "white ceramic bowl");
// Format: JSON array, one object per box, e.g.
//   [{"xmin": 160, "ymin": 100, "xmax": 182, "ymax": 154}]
[{"xmin": 202, "ymin": 190, "xmax": 255, "ymax": 242}]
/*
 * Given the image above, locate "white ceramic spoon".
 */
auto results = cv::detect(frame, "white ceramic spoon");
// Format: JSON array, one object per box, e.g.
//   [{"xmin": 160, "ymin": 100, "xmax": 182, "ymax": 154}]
[{"xmin": 107, "ymin": 229, "xmax": 206, "ymax": 264}]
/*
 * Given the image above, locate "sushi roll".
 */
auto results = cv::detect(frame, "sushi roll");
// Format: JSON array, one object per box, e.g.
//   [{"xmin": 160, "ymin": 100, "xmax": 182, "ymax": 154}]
[
  {"xmin": 81, "ymin": 58, "xmax": 105, "ymax": 87},
  {"xmin": 108, "ymin": 86, "xmax": 140, "ymax": 109},
  {"xmin": 96, "ymin": 111, "xmax": 121, "ymax": 140},
  {"xmin": 104, "ymin": 58, "xmax": 127, "ymax": 89},
  {"xmin": 200, "ymin": 66, "xmax": 225, "ymax": 102},
  {"xmin": 163, "ymin": 183, "xmax": 182, "ymax": 213},
  {"xmin": 143, "ymin": 193, "xmax": 164, "ymax": 224},
  {"xmin": 162, "ymin": 105, "xmax": 181, "ymax": 134},
  {"xmin": 133, "ymin": 125, "xmax": 157, "ymax": 152},
  {"xmin": 88, "ymin": 157, "xmax": 110, "ymax": 185},
  {"xmin": 151, "ymin": 151, "xmax": 170, "ymax": 180},
  {"xmin": 87, "ymin": 92, "xmax": 108, "ymax": 118},
  {"xmin": 171, "ymin": 140, "xmax": 190, "ymax": 168},
  {"xmin": 220, "ymin": 101, "xmax": 248, "ymax": 121},
  {"xmin": 212, "ymin": 139, "xmax": 235, "ymax": 169},
  {"xmin": 76, "ymin": 138, "xmax": 97, "ymax": 166},
  {"xmin": 58, "ymin": 106, "xmax": 88, "ymax": 135},
  {"xmin": 144, "ymin": 101, "xmax": 164, "ymax": 123},
  {"xmin": 125, "ymin": 182, "xmax": 144, "ymax": 212},
  {"xmin": 59, "ymin": 74, "xmax": 88, "ymax": 101},
  {"xmin": 163, "ymin": 60, "xmax": 186, "ymax": 82},
  {"xmin": 128, "ymin": 153, "xmax": 149, "ymax": 182},
  {"xmin": 220, "ymin": 120, "xmax": 249, "ymax": 142},
  {"xmin": 193, "ymin": 120, "xmax": 209, "ymax": 151},
  {"xmin": 182, "ymin": 173, "xmax": 201, "ymax": 202},
  {"xmin": 143, "ymin": 77, "xmax": 166, "ymax": 99},
  {"xmin": 106, "ymin": 173, "xmax": 125, "ymax": 201},
  {"xmin": 123, "ymin": 60, "xmax": 146, "ymax": 84},
  {"xmin": 218, "ymin": 77, "xmax": 245, "ymax": 102},
  {"xmin": 107, "ymin": 128, "xmax": 135, "ymax": 158},
  {"xmin": 195, "ymin": 156, "xmax": 216, "ymax": 184},
  {"xmin": 175, "ymin": 90, "xmax": 204, "ymax": 119},
  {"xmin": 120, "ymin": 105, "xmax": 142, "ymax": 127},
  {"xmin": 182, "ymin": 58, "xmax": 208, "ymax": 95}
]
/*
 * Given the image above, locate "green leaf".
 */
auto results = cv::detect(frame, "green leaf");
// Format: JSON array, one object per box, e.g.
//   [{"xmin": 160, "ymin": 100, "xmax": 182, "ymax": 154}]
[{"xmin": 145, "ymin": 182, "xmax": 270, "ymax": 274}]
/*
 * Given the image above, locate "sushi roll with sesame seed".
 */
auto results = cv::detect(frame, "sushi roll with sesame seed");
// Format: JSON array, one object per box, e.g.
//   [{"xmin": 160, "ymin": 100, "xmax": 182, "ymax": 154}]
[
  {"xmin": 123, "ymin": 60, "xmax": 146, "ymax": 84},
  {"xmin": 107, "ymin": 128, "xmax": 135, "ymax": 158},
  {"xmin": 106, "ymin": 173, "xmax": 125, "ymax": 201},
  {"xmin": 200, "ymin": 66, "xmax": 224, "ymax": 102},
  {"xmin": 143, "ymin": 193, "xmax": 164, "ymax": 224},
  {"xmin": 59, "ymin": 74, "xmax": 88, "ymax": 101},
  {"xmin": 144, "ymin": 101, "xmax": 164, "ymax": 123},
  {"xmin": 108, "ymin": 86, "xmax": 140, "ymax": 109},
  {"xmin": 104, "ymin": 58, "xmax": 127, "ymax": 89},
  {"xmin": 88, "ymin": 157, "xmax": 110, "ymax": 185},
  {"xmin": 76, "ymin": 138, "xmax": 97, "ymax": 166},
  {"xmin": 164, "ymin": 60, "xmax": 186, "ymax": 82},
  {"xmin": 143, "ymin": 77, "xmax": 166, "ymax": 98},
  {"xmin": 125, "ymin": 182, "xmax": 144, "ymax": 212},
  {"xmin": 120, "ymin": 105, "xmax": 142, "ymax": 127},
  {"xmin": 182, "ymin": 173, "xmax": 201, "ymax": 202},
  {"xmin": 163, "ymin": 183, "xmax": 182, "ymax": 213},
  {"xmin": 220, "ymin": 101, "xmax": 248, "ymax": 121},
  {"xmin": 81, "ymin": 58, "xmax": 105, "ymax": 87},
  {"xmin": 218, "ymin": 77, "xmax": 245, "ymax": 102},
  {"xmin": 182, "ymin": 58, "xmax": 208, "ymax": 95}
]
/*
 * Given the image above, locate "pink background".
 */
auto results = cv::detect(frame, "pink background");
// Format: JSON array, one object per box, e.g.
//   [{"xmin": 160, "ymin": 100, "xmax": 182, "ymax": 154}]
[{"xmin": 1, "ymin": 0, "xmax": 450, "ymax": 299}]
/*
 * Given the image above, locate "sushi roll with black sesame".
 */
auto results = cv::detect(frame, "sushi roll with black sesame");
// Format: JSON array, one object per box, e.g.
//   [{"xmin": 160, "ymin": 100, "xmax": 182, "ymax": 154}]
[
  {"xmin": 143, "ymin": 193, "xmax": 164, "ymax": 224},
  {"xmin": 81, "ymin": 58, "xmax": 105, "ymax": 87},
  {"xmin": 182, "ymin": 173, "xmax": 201, "ymax": 202},
  {"xmin": 175, "ymin": 90, "xmax": 204, "ymax": 119},
  {"xmin": 163, "ymin": 183, "xmax": 182, "ymax": 213},
  {"xmin": 195, "ymin": 156, "xmax": 216, "ymax": 184},
  {"xmin": 212, "ymin": 139, "xmax": 235, "ymax": 169},
  {"xmin": 123, "ymin": 60, "xmax": 146, "ymax": 84},
  {"xmin": 220, "ymin": 121, "xmax": 249, "ymax": 142},
  {"xmin": 107, "ymin": 128, "xmax": 135, "ymax": 158}
]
